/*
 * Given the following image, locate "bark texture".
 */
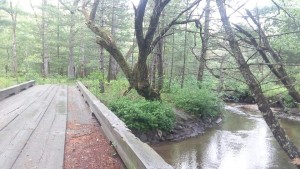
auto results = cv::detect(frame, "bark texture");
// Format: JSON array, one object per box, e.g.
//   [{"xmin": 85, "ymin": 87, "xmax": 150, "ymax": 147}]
[
  {"xmin": 107, "ymin": 0, "xmax": 118, "ymax": 82},
  {"xmin": 216, "ymin": 0, "xmax": 300, "ymax": 167},
  {"xmin": 42, "ymin": 0, "xmax": 49, "ymax": 77},
  {"xmin": 197, "ymin": 0, "xmax": 211, "ymax": 81}
]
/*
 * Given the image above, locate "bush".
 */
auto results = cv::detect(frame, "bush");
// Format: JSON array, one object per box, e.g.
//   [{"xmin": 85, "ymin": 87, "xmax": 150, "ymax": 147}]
[
  {"xmin": 109, "ymin": 98, "xmax": 175, "ymax": 132},
  {"xmin": 171, "ymin": 87, "xmax": 223, "ymax": 117}
]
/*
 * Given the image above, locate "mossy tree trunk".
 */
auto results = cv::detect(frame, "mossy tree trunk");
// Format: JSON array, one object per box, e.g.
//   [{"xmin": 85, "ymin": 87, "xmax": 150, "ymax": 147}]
[{"xmin": 82, "ymin": 0, "xmax": 201, "ymax": 100}]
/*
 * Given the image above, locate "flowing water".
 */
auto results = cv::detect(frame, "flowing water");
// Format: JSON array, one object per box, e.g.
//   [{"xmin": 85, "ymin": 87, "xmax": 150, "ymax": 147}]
[{"xmin": 153, "ymin": 105, "xmax": 300, "ymax": 169}]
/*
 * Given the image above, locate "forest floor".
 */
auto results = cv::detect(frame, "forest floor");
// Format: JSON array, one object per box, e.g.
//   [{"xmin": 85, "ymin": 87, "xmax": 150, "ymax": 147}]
[{"xmin": 64, "ymin": 86, "xmax": 125, "ymax": 169}]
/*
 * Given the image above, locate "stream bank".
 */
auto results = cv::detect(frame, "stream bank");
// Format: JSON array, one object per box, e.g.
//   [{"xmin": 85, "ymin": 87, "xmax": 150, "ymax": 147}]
[
  {"xmin": 234, "ymin": 103, "xmax": 300, "ymax": 121},
  {"xmin": 152, "ymin": 105, "xmax": 300, "ymax": 169},
  {"xmin": 134, "ymin": 109, "xmax": 222, "ymax": 144}
]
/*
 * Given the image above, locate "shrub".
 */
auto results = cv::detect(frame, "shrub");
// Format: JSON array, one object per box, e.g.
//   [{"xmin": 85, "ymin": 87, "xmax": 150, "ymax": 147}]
[
  {"xmin": 171, "ymin": 87, "xmax": 223, "ymax": 117},
  {"xmin": 109, "ymin": 98, "xmax": 175, "ymax": 132}
]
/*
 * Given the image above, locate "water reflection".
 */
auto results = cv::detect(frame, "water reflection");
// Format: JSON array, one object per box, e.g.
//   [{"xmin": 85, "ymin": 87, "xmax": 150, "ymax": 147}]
[{"xmin": 153, "ymin": 106, "xmax": 300, "ymax": 169}]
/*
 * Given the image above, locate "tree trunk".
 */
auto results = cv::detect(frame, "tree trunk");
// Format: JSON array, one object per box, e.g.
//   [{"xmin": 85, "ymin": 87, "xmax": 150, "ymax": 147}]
[
  {"xmin": 216, "ymin": 0, "xmax": 300, "ymax": 167},
  {"xmin": 107, "ymin": 0, "xmax": 118, "ymax": 82},
  {"xmin": 157, "ymin": 12, "xmax": 165, "ymax": 91},
  {"xmin": 10, "ymin": 2, "xmax": 17, "ymax": 77},
  {"xmin": 168, "ymin": 28, "xmax": 175, "ymax": 90},
  {"xmin": 99, "ymin": 46, "xmax": 105, "ymax": 93},
  {"xmin": 83, "ymin": 0, "xmax": 200, "ymax": 100},
  {"xmin": 68, "ymin": 13, "xmax": 75, "ymax": 79},
  {"xmin": 99, "ymin": 0, "xmax": 105, "ymax": 93},
  {"xmin": 243, "ymin": 11, "xmax": 300, "ymax": 103},
  {"xmin": 197, "ymin": 0, "xmax": 211, "ymax": 81},
  {"xmin": 181, "ymin": 0, "xmax": 189, "ymax": 89},
  {"xmin": 57, "ymin": 0, "xmax": 60, "ymax": 59},
  {"xmin": 66, "ymin": 0, "xmax": 80, "ymax": 79},
  {"xmin": 42, "ymin": 0, "xmax": 49, "ymax": 77},
  {"xmin": 150, "ymin": 54, "xmax": 157, "ymax": 89}
]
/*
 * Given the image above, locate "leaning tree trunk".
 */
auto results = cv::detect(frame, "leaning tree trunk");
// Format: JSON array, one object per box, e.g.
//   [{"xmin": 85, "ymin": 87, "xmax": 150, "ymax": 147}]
[
  {"xmin": 235, "ymin": 24, "xmax": 300, "ymax": 104},
  {"xmin": 243, "ymin": 10, "xmax": 300, "ymax": 103},
  {"xmin": 216, "ymin": 0, "xmax": 300, "ymax": 167}
]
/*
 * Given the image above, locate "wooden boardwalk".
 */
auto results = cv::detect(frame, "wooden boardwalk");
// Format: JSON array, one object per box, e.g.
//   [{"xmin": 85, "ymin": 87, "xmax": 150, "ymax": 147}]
[{"xmin": 0, "ymin": 85, "xmax": 68, "ymax": 169}]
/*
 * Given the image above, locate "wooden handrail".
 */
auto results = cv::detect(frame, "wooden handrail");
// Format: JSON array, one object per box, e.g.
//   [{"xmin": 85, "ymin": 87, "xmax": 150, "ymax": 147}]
[
  {"xmin": 0, "ymin": 80, "xmax": 35, "ymax": 101},
  {"xmin": 77, "ymin": 81, "xmax": 173, "ymax": 169}
]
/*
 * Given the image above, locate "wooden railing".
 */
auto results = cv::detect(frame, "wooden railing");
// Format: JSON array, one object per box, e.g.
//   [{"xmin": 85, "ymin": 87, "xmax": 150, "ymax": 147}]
[
  {"xmin": 77, "ymin": 81, "xmax": 173, "ymax": 169},
  {"xmin": 0, "ymin": 80, "xmax": 35, "ymax": 101}
]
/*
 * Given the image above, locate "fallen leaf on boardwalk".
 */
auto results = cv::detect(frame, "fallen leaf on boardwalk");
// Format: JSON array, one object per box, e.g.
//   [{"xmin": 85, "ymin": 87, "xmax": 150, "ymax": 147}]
[{"xmin": 292, "ymin": 158, "xmax": 300, "ymax": 165}]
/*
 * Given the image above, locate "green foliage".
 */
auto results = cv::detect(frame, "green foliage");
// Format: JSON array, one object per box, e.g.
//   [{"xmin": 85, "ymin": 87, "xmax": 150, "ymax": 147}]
[
  {"xmin": 169, "ymin": 83, "xmax": 223, "ymax": 117},
  {"xmin": 109, "ymin": 98, "xmax": 175, "ymax": 132},
  {"xmin": 87, "ymin": 71, "xmax": 104, "ymax": 81},
  {"xmin": 262, "ymin": 84, "xmax": 287, "ymax": 98},
  {"xmin": 283, "ymin": 95, "xmax": 298, "ymax": 108}
]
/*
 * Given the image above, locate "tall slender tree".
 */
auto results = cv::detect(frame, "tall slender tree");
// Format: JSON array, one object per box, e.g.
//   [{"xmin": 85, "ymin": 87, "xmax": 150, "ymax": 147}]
[
  {"xmin": 41, "ymin": 0, "xmax": 49, "ymax": 77},
  {"xmin": 197, "ymin": 0, "xmax": 211, "ymax": 81},
  {"xmin": 107, "ymin": 0, "xmax": 118, "ymax": 82},
  {"xmin": 59, "ymin": 0, "xmax": 80, "ymax": 79}
]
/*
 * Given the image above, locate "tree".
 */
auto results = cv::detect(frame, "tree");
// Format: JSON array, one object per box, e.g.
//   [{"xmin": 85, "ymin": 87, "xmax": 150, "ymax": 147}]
[
  {"xmin": 41, "ymin": 0, "xmax": 49, "ymax": 77},
  {"xmin": 59, "ymin": 0, "xmax": 80, "ymax": 79},
  {"xmin": 216, "ymin": 0, "xmax": 300, "ymax": 167},
  {"xmin": 1, "ymin": 1, "xmax": 18, "ymax": 77},
  {"xmin": 197, "ymin": 0, "xmax": 210, "ymax": 81},
  {"xmin": 234, "ymin": 10, "xmax": 300, "ymax": 104},
  {"xmin": 82, "ymin": 0, "xmax": 201, "ymax": 100},
  {"xmin": 107, "ymin": 0, "xmax": 118, "ymax": 82}
]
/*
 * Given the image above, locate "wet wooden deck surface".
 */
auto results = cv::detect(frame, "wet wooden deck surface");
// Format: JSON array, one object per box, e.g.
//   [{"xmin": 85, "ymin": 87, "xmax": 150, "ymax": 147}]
[{"xmin": 0, "ymin": 85, "xmax": 68, "ymax": 169}]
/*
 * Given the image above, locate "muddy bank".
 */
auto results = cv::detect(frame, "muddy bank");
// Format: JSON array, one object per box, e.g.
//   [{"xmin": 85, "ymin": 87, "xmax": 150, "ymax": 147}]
[
  {"xmin": 134, "ymin": 109, "xmax": 222, "ymax": 144},
  {"xmin": 231, "ymin": 103, "xmax": 300, "ymax": 121}
]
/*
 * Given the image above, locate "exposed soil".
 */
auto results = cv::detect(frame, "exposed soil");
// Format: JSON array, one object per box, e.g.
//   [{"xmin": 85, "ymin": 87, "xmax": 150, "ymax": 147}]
[
  {"xmin": 232, "ymin": 103, "xmax": 300, "ymax": 121},
  {"xmin": 64, "ymin": 86, "xmax": 125, "ymax": 169},
  {"xmin": 64, "ymin": 119, "xmax": 125, "ymax": 169},
  {"xmin": 134, "ymin": 109, "xmax": 222, "ymax": 144}
]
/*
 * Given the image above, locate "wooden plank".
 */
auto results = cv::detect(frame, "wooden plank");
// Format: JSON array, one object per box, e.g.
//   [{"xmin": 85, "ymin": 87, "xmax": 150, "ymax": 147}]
[
  {"xmin": 0, "ymin": 85, "xmax": 59, "ymax": 169},
  {"xmin": 0, "ymin": 85, "xmax": 48, "ymax": 113},
  {"xmin": 11, "ymin": 85, "xmax": 67, "ymax": 169},
  {"xmin": 67, "ymin": 86, "xmax": 92, "ymax": 124},
  {"xmin": 0, "ymin": 85, "xmax": 53, "ymax": 130},
  {"xmin": 77, "ymin": 81, "xmax": 173, "ymax": 169}
]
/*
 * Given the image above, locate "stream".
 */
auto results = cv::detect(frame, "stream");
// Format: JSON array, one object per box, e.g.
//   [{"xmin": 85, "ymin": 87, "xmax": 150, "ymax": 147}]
[{"xmin": 152, "ymin": 105, "xmax": 300, "ymax": 169}]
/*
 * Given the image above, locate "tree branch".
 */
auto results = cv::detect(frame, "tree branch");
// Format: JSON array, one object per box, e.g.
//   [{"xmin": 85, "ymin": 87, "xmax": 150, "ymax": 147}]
[
  {"xmin": 151, "ymin": 0, "xmax": 201, "ymax": 50},
  {"xmin": 134, "ymin": 0, "xmax": 147, "ymax": 55}
]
